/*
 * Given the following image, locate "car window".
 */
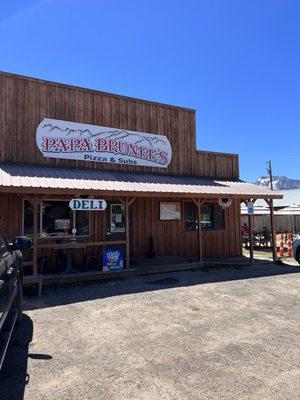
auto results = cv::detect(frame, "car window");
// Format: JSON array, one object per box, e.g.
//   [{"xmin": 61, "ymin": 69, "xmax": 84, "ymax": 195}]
[{"xmin": 0, "ymin": 231, "xmax": 8, "ymax": 256}]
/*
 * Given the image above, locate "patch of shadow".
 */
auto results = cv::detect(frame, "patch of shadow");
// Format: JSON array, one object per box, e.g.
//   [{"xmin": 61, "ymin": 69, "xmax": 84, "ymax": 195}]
[
  {"xmin": 146, "ymin": 277, "xmax": 180, "ymax": 285},
  {"xmin": 28, "ymin": 353, "xmax": 52, "ymax": 360}
]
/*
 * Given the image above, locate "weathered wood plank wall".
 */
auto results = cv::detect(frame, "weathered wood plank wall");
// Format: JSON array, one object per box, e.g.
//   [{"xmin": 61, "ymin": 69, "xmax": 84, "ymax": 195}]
[
  {"xmin": 130, "ymin": 198, "xmax": 241, "ymax": 259},
  {"xmin": 0, "ymin": 194, "xmax": 242, "ymax": 260},
  {"xmin": 0, "ymin": 72, "xmax": 239, "ymax": 179}
]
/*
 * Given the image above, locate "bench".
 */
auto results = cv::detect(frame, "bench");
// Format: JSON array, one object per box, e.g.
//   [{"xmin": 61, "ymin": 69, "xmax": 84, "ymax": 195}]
[{"xmin": 23, "ymin": 275, "xmax": 43, "ymax": 298}]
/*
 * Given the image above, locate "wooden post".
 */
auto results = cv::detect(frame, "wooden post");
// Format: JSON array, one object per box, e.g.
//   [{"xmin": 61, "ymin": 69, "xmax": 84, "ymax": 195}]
[
  {"xmin": 32, "ymin": 196, "xmax": 39, "ymax": 276},
  {"xmin": 248, "ymin": 212, "xmax": 254, "ymax": 264},
  {"xmin": 123, "ymin": 197, "xmax": 136, "ymax": 268},
  {"xmin": 243, "ymin": 199, "xmax": 256, "ymax": 264},
  {"xmin": 269, "ymin": 198, "xmax": 277, "ymax": 262},
  {"xmin": 24, "ymin": 195, "xmax": 43, "ymax": 276},
  {"xmin": 193, "ymin": 199, "xmax": 204, "ymax": 262},
  {"xmin": 264, "ymin": 198, "xmax": 277, "ymax": 262}
]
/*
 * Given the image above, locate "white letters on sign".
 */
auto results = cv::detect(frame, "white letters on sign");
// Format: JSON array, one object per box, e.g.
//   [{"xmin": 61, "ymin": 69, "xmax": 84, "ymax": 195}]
[
  {"xmin": 69, "ymin": 199, "xmax": 107, "ymax": 211},
  {"xmin": 36, "ymin": 118, "xmax": 172, "ymax": 168}
]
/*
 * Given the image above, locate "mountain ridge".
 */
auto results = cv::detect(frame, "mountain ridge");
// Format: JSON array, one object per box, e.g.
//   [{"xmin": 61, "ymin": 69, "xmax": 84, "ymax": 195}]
[{"xmin": 254, "ymin": 176, "xmax": 300, "ymax": 190}]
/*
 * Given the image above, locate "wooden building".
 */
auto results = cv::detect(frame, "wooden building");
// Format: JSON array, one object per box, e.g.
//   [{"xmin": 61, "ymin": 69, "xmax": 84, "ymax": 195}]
[{"xmin": 0, "ymin": 72, "xmax": 282, "ymax": 285}]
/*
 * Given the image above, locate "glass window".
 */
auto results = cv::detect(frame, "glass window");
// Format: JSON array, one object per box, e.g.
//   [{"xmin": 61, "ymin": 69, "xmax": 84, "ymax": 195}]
[
  {"xmin": 184, "ymin": 202, "xmax": 224, "ymax": 231},
  {"xmin": 201, "ymin": 203, "xmax": 213, "ymax": 229},
  {"xmin": 41, "ymin": 201, "xmax": 72, "ymax": 237},
  {"xmin": 23, "ymin": 200, "xmax": 34, "ymax": 235},
  {"xmin": 75, "ymin": 210, "xmax": 90, "ymax": 236},
  {"xmin": 184, "ymin": 202, "xmax": 197, "ymax": 231},
  {"xmin": 23, "ymin": 200, "xmax": 90, "ymax": 237},
  {"xmin": 213, "ymin": 203, "xmax": 225, "ymax": 230},
  {"xmin": 110, "ymin": 204, "xmax": 125, "ymax": 233}
]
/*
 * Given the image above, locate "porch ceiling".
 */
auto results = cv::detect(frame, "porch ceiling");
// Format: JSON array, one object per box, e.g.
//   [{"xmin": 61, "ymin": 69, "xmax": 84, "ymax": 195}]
[{"xmin": 0, "ymin": 163, "xmax": 282, "ymax": 199}]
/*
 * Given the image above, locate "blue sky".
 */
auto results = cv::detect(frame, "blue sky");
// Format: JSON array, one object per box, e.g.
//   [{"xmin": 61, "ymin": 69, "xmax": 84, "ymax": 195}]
[{"xmin": 1, "ymin": 0, "xmax": 299, "ymax": 182}]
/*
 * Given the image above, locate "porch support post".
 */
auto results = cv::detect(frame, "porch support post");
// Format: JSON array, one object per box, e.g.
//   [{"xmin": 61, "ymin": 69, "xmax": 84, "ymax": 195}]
[
  {"xmin": 122, "ymin": 197, "xmax": 136, "ymax": 268},
  {"xmin": 24, "ymin": 195, "xmax": 42, "ymax": 276},
  {"xmin": 248, "ymin": 211, "xmax": 254, "ymax": 264},
  {"xmin": 265, "ymin": 198, "xmax": 277, "ymax": 262},
  {"xmin": 193, "ymin": 198, "xmax": 204, "ymax": 262},
  {"xmin": 32, "ymin": 197, "xmax": 38, "ymax": 276},
  {"xmin": 244, "ymin": 198, "xmax": 256, "ymax": 264}
]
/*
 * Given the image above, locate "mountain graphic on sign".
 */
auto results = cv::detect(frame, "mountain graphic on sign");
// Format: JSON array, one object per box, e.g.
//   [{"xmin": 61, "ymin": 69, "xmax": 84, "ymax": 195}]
[
  {"xmin": 42, "ymin": 123, "xmax": 92, "ymax": 137},
  {"xmin": 90, "ymin": 129, "xmax": 167, "ymax": 147},
  {"xmin": 41, "ymin": 123, "xmax": 167, "ymax": 147}
]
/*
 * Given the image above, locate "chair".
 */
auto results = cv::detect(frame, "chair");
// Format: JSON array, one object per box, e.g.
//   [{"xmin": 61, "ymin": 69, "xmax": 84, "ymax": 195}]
[{"xmin": 83, "ymin": 247, "xmax": 103, "ymax": 271}]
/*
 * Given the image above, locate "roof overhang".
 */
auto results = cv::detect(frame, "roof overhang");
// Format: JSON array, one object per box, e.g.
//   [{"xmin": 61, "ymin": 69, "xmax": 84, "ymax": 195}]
[{"xmin": 0, "ymin": 163, "xmax": 283, "ymax": 200}]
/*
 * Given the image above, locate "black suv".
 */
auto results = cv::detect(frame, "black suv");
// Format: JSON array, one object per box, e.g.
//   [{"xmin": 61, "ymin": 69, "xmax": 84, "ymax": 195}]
[{"xmin": 0, "ymin": 229, "xmax": 31, "ymax": 370}]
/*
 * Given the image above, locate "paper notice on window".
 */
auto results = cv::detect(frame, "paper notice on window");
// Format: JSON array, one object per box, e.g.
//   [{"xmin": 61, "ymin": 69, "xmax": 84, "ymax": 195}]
[
  {"xmin": 115, "ymin": 214, "xmax": 122, "ymax": 223},
  {"xmin": 160, "ymin": 203, "xmax": 181, "ymax": 220},
  {"xmin": 55, "ymin": 219, "xmax": 70, "ymax": 230}
]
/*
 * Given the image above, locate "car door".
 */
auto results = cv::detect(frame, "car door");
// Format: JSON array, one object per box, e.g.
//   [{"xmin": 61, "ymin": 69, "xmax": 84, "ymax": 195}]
[{"xmin": 0, "ymin": 232, "xmax": 11, "ymax": 324}]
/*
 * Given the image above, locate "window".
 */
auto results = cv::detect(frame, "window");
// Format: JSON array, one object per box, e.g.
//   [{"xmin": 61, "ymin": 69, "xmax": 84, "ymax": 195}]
[
  {"xmin": 110, "ymin": 204, "xmax": 125, "ymax": 233},
  {"xmin": 160, "ymin": 202, "xmax": 181, "ymax": 221},
  {"xmin": 201, "ymin": 203, "xmax": 213, "ymax": 229},
  {"xmin": 23, "ymin": 200, "xmax": 90, "ymax": 237},
  {"xmin": 184, "ymin": 202, "xmax": 224, "ymax": 231},
  {"xmin": 184, "ymin": 202, "xmax": 197, "ymax": 231}
]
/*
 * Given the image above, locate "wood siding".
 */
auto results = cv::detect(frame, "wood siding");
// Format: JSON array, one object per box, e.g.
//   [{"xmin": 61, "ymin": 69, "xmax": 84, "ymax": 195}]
[
  {"xmin": 130, "ymin": 198, "xmax": 242, "ymax": 259},
  {"xmin": 0, "ymin": 193, "xmax": 242, "ymax": 261},
  {"xmin": 0, "ymin": 72, "xmax": 239, "ymax": 179}
]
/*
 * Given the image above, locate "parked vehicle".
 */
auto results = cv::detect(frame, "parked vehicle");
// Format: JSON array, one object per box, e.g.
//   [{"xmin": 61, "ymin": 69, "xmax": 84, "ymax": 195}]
[
  {"xmin": 292, "ymin": 238, "xmax": 300, "ymax": 265},
  {"xmin": 0, "ymin": 229, "xmax": 31, "ymax": 370}
]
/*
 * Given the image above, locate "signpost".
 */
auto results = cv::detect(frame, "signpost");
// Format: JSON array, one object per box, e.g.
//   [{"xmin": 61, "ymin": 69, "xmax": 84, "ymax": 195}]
[
  {"xmin": 246, "ymin": 200, "xmax": 254, "ymax": 263},
  {"xmin": 247, "ymin": 201, "xmax": 254, "ymax": 215},
  {"xmin": 69, "ymin": 198, "xmax": 107, "ymax": 211}
]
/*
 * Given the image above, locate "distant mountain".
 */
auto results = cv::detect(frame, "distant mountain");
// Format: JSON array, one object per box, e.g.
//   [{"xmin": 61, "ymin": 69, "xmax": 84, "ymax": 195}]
[{"xmin": 255, "ymin": 176, "xmax": 300, "ymax": 190}]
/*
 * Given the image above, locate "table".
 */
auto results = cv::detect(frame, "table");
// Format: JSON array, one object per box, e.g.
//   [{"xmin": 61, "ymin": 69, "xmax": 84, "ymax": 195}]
[{"xmin": 54, "ymin": 242, "xmax": 87, "ymax": 274}]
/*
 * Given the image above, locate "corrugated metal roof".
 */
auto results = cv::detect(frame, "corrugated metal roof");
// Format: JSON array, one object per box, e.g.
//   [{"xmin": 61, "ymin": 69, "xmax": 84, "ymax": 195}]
[
  {"xmin": 276, "ymin": 205, "xmax": 300, "ymax": 215},
  {"xmin": 0, "ymin": 163, "xmax": 282, "ymax": 198},
  {"xmin": 255, "ymin": 188, "xmax": 300, "ymax": 207}
]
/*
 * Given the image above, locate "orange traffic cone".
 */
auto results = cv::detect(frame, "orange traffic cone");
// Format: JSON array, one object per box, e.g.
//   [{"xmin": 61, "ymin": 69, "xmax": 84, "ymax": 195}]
[
  {"xmin": 287, "ymin": 233, "xmax": 292, "ymax": 257},
  {"xmin": 279, "ymin": 232, "xmax": 284, "ymax": 257}
]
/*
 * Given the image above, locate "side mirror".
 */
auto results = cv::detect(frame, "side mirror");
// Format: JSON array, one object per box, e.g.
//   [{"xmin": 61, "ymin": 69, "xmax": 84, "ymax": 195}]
[{"xmin": 12, "ymin": 236, "xmax": 32, "ymax": 250}]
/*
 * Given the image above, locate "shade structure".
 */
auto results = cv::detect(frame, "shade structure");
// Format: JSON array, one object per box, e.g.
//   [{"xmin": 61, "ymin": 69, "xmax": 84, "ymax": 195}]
[
  {"xmin": 0, "ymin": 163, "xmax": 282, "ymax": 199},
  {"xmin": 275, "ymin": 205, "xmax": 300, "ymax": 215}
]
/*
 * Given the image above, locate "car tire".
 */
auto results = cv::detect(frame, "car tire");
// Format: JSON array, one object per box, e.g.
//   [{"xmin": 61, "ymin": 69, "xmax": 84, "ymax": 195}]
[
  {"xmin": 296, "ymin": 248, "xmax": 300, "ymax": 265},
  {"xmin": 16, "ymin": 281, "xmax": 23, "ymax": 325}
]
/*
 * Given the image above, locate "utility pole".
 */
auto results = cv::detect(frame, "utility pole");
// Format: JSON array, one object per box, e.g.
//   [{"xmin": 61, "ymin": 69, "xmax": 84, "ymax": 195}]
[{"xmin": 267, "ymin": 160, "xmax": 273, "ymax": 190}]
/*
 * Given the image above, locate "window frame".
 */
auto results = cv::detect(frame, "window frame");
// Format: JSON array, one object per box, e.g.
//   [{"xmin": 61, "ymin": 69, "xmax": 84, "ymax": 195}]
[
  {"xmin": 22, "ymin": 199, "xmax": 91, "ymax": 239},
  {"xmin": 110, "ymin": 203, "xmax": 126, "ymax": 234},
  {"xmin": 159, "ymin": 202, "xmax": 182, "ymax": 221},
  {"xmin": 183, "ymin": 200, "xmax": 226, "ymax": 232}
]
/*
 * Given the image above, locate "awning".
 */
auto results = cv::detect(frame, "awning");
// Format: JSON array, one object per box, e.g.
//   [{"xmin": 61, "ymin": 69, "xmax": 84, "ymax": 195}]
[{"xmin": 0, "ymin": 163, "xmax": 282, "ymax": 199}]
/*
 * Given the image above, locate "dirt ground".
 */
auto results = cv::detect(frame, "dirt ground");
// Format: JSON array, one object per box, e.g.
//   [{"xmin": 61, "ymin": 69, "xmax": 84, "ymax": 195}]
[{"xmin": 1, "ymin": 261, "xmax": 299, "ymax": 400}]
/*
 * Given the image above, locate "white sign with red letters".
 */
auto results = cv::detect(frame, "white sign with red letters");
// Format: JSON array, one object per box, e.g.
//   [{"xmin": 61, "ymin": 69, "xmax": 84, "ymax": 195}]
[{"xmin": 36, "ymin": 118, "xmax": 172, "ymax": 168}]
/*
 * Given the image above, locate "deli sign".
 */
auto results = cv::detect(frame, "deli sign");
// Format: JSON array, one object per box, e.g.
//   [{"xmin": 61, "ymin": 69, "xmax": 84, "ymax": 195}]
[
  {"xmin": 69, "ymin": 199, "xmax": 107, "ymax": 211},
  {"xmin": 36, "ymin": 118, "xmax": 172, "ymax": 168}
]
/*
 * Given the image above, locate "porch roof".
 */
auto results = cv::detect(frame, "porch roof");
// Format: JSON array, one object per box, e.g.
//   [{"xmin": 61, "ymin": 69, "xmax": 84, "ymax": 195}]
[{"xmin": 0, "ymin": 163, "xmax": 282, "ymax": 199}]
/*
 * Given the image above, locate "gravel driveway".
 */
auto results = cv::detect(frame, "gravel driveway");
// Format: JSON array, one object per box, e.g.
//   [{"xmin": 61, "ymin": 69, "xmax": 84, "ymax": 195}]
[{"xmin": 1, "ymin": 262, "xmax": 299, "ymax": 400}]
